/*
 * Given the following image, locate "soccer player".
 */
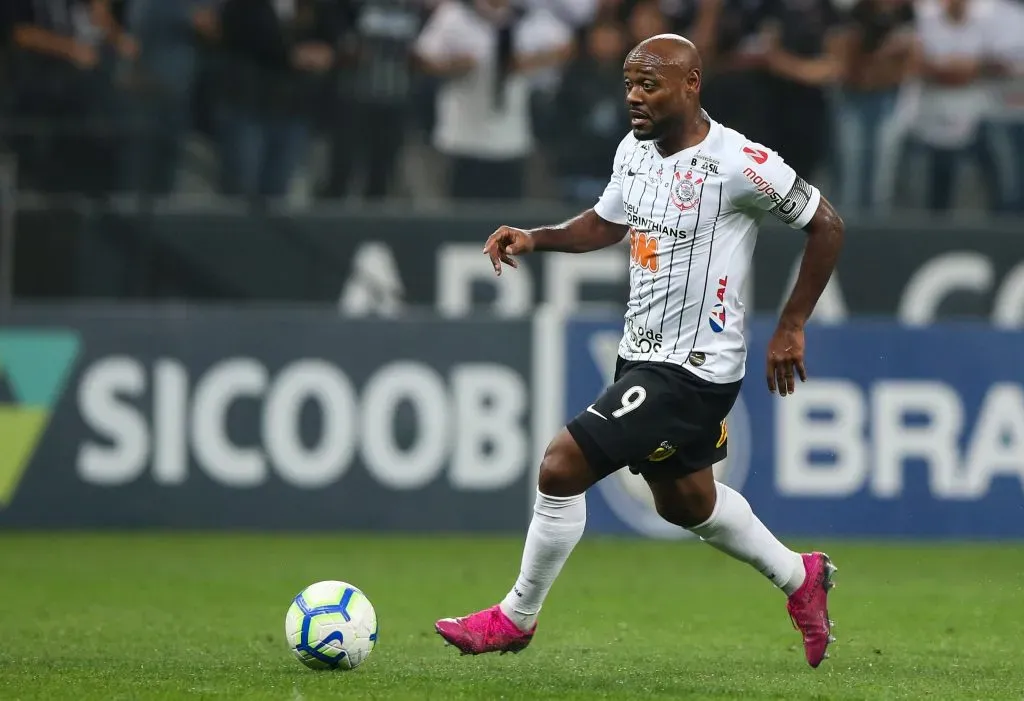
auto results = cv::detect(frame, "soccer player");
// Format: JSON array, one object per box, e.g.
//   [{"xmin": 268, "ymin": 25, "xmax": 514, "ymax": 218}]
[{"xmin": 435, "ymin": 33, "xmax": 844, "ymax": 668}]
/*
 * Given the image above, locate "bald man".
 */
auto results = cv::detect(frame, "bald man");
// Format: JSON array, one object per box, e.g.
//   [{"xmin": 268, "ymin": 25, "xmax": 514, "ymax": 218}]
[{"xmin": 436, "ymin": 34, "xmax": 845, "ymax": 669}]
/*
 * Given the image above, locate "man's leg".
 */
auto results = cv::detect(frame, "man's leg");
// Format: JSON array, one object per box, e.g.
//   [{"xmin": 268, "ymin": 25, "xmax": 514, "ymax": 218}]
[
  {"xmin": 645, "ymin": 467, "xmax": 837, "ymax": 668},
  {"xmin": 434, "ymin": 427, "xmax": 600, "ymax": 655},
  {"xmin": 436, "ymin": 357, "xmax": 674, "ymax": 655}
]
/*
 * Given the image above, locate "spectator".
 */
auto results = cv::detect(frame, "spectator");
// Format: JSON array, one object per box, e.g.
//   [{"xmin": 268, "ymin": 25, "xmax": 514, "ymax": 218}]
[
  {"xmin": 902, "ymin": 0, "xmax": 1006, "ymax": 211},
  {"xmin": 2, "ymin": 0, "xmax": 136, "ymax": 194},
  {"xmin": 759, "ymin": 0, "xmax": 845, "ymax": 182},
  {"xmin": 986, "ymin": 0, "xmax": 1024, "ymax": 212},
  {"xmin": 624, "ymin": 0, "xmax": 670, "ymax": 45},
  {"xmin": 118, "ymin": 0, "xmax": 219, "ymax": 196},
  {"xmin": 523, "ymin": 0, "xmax": 602, "ymax": 27},
  {"xmin": 215, "ymin": 0, "xmax": 340, "ymax": 200},
  {"xmin": 833, "ymin": 0, "xmax": 915, "ymax": 209},
  {"xmin": 697, "ymin": 0, "xmax": 775, "ymax": 144},
  {"xmin": 549, "ymin": 19, "xmax": 630, "ymax": 202},
  {"xmin": 320, "ymin": 0, "xmax": 425, "ymax": 201},
  {"xmin": 620, "ymin": 0, "xmax": 717, "ymax": 43},
  {"xmin": 413, "ymin": 0, "xmax": 573, "ymax": 200}
]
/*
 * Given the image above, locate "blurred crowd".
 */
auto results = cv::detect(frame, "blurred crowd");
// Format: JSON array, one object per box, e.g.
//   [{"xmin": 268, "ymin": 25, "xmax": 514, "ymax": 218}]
[{"xmin": 1, "ymin": 0, "xmax": 1023, "ymax": 212}]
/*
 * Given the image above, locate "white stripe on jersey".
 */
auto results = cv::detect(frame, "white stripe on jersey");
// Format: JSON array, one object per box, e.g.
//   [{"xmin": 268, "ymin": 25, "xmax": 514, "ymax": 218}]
[{"xmin": 593, "ymin": 111, "xmax": 822, "ymax": 384}]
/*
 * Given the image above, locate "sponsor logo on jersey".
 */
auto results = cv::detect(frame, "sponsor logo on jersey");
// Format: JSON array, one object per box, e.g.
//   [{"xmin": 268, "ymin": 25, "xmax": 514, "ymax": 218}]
[
  {"xmin": 709, "ymin": 304, "xmax": 727, "ymax": 333},
  {"xmin": 670, "ymin": 170, "xmax": 703, "ymax": 211},
  {"xmin": 687, "ymin": 351, "xmax": 706, "ymax": 367},
  {"xmin": 742, "ymin": 167, "xmax": 785, "ymax": 206},
  {"xmin": 709, "ymin": 276, "xmax": 728, "ymax": 333},
  {"xmin": 690, "ymin": 155, "xmax": 720, "ymax": 174},
  {"xmin": 743, "ymin": 146, "xmax": 768, "ymax": 164},
  {"xmin": 625, "ymin": 210, "xmax": 688, "ymax": 239},
  {"xmin": 629, "ymin": 229, "xmax": 659, "ymax": 272},
  {"xmin": 625, "ymin": 317, "xmax": 663, "ymax": 354}
]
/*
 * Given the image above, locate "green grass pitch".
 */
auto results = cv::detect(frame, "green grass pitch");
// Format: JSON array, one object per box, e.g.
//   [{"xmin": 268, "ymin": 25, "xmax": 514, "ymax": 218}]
[{"xmin": 0, "ymin": 534, "xmax": 1020, "ymax": 700}]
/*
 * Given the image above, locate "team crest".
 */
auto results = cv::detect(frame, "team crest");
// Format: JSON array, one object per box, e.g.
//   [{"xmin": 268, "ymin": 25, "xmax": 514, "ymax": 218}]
[
  {"xmin": 671, "ymin": 170, "xmax": 702, "ymax": 210},
  {"xmin": 647, "ymin": 441, "xmax": 677, "ymax": 462}
]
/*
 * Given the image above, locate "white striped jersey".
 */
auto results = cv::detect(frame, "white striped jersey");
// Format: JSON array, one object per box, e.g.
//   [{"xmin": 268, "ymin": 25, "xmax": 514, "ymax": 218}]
[{"xmin": 593, "ymin": 111, "xmax": 821, "ymax": 384}]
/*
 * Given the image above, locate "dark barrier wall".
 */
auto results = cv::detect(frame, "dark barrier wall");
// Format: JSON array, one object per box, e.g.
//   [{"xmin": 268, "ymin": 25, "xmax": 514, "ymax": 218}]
[
  {"xmin": 0, "ymin": 307, "xmax": 534, "ymax": 530},
  {"xmin": 11, "ymin": 205, "xmax": 1024, "ymax": 324}
]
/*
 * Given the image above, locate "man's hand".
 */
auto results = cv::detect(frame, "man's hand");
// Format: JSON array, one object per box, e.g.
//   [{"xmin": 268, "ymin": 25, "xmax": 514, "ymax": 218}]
[
  {"xmin": 483, "ymin": 226, "xmax": 535, "ymax": 276},
  {"xmin": 766, "ymin": 322, "xmax": 807, "ymax": 397}
]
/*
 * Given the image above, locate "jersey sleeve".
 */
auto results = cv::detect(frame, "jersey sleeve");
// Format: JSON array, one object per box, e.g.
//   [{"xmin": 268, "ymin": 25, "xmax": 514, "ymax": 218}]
[
  {"xmin": 727, "ymin": 141, "xmax": 822, "ymax": 230},
  {"xmin": 592, "ymin": 135, "xmax": 633, "ymax": 225}
]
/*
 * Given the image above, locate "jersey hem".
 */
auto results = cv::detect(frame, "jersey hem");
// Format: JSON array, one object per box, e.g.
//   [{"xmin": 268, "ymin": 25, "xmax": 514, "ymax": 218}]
[{"xmin": 615, "ymin": 349, "xmax": 746, "ymax": 384}]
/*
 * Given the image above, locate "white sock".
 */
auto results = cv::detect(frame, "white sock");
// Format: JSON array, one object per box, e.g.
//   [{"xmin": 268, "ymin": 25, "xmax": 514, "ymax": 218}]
[
  {"xmin": 689, "ymin": 481, "xmax": 806, "ymax": 596},
  {"xmin": 500, "ymin": 490, "xmax": 586, "ymax": 632}
]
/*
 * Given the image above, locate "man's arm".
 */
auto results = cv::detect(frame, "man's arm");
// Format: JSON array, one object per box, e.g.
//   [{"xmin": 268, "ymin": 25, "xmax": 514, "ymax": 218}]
[
  {"xmin": 483, "ymin": 210, "xmax": 628, "ymax": 275},
  {"xmin": 528, "ymin": 210, "xmax": 629, "ymax": 253},
  {"xmin": 766, "ymin": 194, "xmax": 844, "ymax": 395},
  {"xmin": 778, "ymin": 195, "xmax": 844, "ymax": 330},
  {"xmin": 727, "ymin": 138, "xmax": 844, "ymax": 395},
  {"xmin": 484, "ymin": 134, "xmax": 633, "ymax": 274}
]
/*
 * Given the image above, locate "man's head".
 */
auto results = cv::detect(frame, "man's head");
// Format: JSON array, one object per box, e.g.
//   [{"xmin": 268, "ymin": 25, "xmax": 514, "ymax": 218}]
[{"xmin": 622, "ymin": 34, "xmax": 703, "ymax": 142}]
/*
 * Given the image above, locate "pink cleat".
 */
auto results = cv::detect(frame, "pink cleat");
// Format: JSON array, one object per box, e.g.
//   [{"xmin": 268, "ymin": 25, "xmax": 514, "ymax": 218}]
[
  {"xmin": 435, "ymin": 605, "xmax": 536, "ymax": 656},
  {"xmin": 786, "ymin": 552, "xmax": 838, "ymax": 668}
]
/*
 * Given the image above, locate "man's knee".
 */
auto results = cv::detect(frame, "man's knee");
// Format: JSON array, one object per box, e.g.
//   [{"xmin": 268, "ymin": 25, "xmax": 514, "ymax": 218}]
[
  {"xmin": 648, "ymin": 469, "xmax": 717, "ymax": 528},
  {"xmin": 537, "ymin": 428, "xmax": 598, "ymax": 497}
]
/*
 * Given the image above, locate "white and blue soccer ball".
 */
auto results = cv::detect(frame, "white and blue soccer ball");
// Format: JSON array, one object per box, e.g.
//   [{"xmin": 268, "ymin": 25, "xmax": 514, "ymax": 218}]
[{"xmin": 285, "ymin": 580, "xmax": 378, "ymax": 670}]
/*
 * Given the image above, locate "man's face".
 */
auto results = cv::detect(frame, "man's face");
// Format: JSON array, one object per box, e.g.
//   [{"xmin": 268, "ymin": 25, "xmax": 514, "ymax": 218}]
[{"xmin": 622, "ymin": 51, "xmax": 697, "ymax": 141}]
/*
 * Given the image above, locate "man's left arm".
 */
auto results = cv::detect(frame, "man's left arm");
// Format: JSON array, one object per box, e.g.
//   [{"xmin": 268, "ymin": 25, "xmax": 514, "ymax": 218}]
[
  {"xmin": 728, "ymin": 142, "xmax": 845, "ymax": 396},
  {"xmin": 767, "ymin": 188, "xmax": 844, "ymax": 397}
]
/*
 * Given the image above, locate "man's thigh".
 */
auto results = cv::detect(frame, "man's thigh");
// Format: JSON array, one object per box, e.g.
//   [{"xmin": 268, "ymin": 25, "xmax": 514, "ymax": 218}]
[{"xmin": 565, "ymin": 360, "xmax": 739, "ymax": 481}]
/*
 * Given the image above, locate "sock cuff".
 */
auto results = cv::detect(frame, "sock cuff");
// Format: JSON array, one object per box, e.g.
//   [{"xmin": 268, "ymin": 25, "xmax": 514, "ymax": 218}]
[
  {"xmin": 690, "ymin": 481, "xmax": 728, "ymax": 532},
  {"xmin": 535, "ymin": 489, "xmax": 585, "ymax": 507},
  {"xmin": 534, "ymin": 489, "xmax": 586, "ymax": 523}
]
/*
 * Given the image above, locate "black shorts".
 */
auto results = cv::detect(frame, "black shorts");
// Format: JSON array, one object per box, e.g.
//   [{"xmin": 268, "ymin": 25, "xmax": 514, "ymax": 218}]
[{"xmin": 566, "ymin": 356, "xmax": 742, "ymax": 481}]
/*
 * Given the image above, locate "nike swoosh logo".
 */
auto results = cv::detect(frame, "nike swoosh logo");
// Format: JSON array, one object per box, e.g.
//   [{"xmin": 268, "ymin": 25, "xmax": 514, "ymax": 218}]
[{"xmin": 586, "ymin": 404, "xmax": 607, "ymax": 420}]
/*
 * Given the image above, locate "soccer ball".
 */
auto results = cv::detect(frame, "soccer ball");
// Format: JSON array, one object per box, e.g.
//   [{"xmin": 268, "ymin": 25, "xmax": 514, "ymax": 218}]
[{"xmin": 285, "ymin": 580, "xmax": 378, "ymax": 670}]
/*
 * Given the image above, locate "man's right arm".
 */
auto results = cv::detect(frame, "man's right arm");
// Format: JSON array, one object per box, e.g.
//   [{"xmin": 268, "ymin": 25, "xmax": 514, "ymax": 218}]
[
  {"xmin": 528, "ymin": 134, "xmax": 633, "ymax": 252},
  {"xmin": 484, "ymin": 134, "xmax": 633, "ymax": 274},
  {"xmin": 528, "ymin": 209, "xmax": 629, "ymax": 253}
]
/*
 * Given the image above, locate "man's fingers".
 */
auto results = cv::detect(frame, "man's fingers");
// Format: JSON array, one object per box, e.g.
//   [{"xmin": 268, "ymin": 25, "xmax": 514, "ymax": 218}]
[
  {"xmin": 506, "ymin": 237, "xmax": 527, "ymax": 255},
  {"xmin": 766, "ymin": 358, "xmax": 777, "ymax": 393},
  {"xmin": 486, "ymin": 248, "xmax": 502, "ymax": 275},
  {"xmin": 796, "ymin": 358, "xmax": 807, "ymax": 383},
  {"xmin": 499, "ymin": 250, "xmax": 518, "ymax": 268},
  {"xmin": 483, "ymin": 232, "xmax": 507, "ymax": 275}
]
